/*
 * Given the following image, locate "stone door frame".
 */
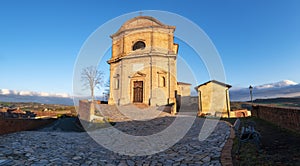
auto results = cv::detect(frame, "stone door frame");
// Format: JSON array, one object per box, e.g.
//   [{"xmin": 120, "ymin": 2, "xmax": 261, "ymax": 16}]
[
  {"xmin": 133, "ymin": 81, "xmax": 143, "ymax": 103},
  {"xmin": 130, "ymin": 72, "xmax": 146, "ymax": 104}
]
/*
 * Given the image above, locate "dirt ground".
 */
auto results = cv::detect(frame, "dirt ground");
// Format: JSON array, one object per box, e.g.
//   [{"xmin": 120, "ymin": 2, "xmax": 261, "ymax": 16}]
[{"xmin": 224, "ymin": 117, "xmax": 300, "ymax": 166}]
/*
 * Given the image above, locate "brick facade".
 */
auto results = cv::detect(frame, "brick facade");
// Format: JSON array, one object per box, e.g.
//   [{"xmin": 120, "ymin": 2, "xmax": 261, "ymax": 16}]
[
  {"xmin": 251, "ymin": 105, "xmax": 300, "ymax": 133},
  {"xmin": 0, "ymin": 119, "xmax": 55, "ymax": 135}
]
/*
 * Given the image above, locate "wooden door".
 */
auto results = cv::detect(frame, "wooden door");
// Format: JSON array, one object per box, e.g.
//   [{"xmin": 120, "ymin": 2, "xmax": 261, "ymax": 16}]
[{"xmin": 133, "ymin": 81, "xmax": 143, "ymax": 103}]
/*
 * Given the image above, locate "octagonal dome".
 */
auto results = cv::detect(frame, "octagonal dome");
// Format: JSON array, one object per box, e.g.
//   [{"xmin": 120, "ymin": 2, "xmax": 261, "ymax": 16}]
[{"xmin": 111, "ymin": 16, "xmax": 175, "ymax": 38}]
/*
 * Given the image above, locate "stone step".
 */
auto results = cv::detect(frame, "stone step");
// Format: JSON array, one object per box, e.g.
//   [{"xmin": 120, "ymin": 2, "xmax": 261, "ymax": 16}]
[{"xmin": 94, "ymin": 104, "xmax": 172, "ymax": 122}]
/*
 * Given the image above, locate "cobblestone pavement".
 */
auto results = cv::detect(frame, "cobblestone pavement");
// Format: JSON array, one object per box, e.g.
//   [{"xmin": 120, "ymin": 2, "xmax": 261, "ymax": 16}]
[{"xmin": 0, "ymin": 117, "xmax": 230, "ymax": 166}]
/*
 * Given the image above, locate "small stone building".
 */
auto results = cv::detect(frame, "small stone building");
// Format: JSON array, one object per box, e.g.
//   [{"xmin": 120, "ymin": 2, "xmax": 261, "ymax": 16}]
[
  {"xmin": 195, "ymin": 80, "xmax": 231, "ymax": 117},
  {"xmin": 107, "ymin": 16, "xmax": 179, "ymax": 109},
  {"xmin": 177, "ymin": 82, "xmax": 192, "ymax": 111},
  {"xmin": 177, "ymin": 82, "xmax": 191, "ymax": 97}
]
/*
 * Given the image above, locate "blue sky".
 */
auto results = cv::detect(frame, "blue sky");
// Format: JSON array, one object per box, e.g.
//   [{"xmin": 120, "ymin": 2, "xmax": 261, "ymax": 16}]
[{"xmin": 0, "ymin": 0, "xmax": 300, "ymax": 95}]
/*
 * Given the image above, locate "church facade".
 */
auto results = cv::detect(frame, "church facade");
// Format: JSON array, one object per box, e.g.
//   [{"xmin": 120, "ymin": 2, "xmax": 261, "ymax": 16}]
[{"xmin": 107, "ymin": 16, "xmax": 180, "ymax": 107}]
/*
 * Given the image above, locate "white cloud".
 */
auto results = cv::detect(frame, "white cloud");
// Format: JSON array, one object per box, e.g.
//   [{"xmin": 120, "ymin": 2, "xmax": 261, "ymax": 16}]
[
  {"xmin": 255, "ymin": 80, "xmax": 298, "ymax": 89},
  {"xmin": 19, "ymin": 91, "xmax": 34, "ymax": 96},
  {"xmin": 39, "ymin": 92, "xmax": 50, "ymax": 97},
  {"xmin": 0, "ymin": 89, "xmax": 71, "ymax": 98},
  {"xmin": 54, "ymin": 93, "xmax": 70, "ymax": 98},
  {"xmin": 0, "ymin": 89, "xmax": 11, "ymax": 95}
]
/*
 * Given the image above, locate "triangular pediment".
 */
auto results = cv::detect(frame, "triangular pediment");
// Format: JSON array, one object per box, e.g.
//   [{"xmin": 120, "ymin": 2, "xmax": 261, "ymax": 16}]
[
  {"xmin": 131, "ymin": 71, "xmax": 146, "ymax": 78},
  {"xmin": 157, "ymin": 70, "xmax": 167, "ymax": 74}
]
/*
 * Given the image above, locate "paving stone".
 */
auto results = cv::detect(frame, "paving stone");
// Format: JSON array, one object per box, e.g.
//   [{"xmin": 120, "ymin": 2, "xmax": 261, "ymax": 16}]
[
  {"xmin": 72, "ymin": 156, "xmax": 82, "ymax": 160},
  {"xmin": 0, "ymin": 118, "xmax": 230, "ymax": 165},
  {"xmin": 118, "ymin": 161, "xmax": 128, "ymax": 166},
  {"xmin": 202, "ymin": 156, "xmax": 211, "ymax": 162},
  {"xmin": 126, "ymin": 160, "xmax": 135, "ymax": 166}
]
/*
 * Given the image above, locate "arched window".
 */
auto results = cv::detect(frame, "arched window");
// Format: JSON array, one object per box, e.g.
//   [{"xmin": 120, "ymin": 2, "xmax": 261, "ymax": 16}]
[
  {"xmin": 114, "ymin": 78, "xmax": 119, "ymax": 90},
  {"xmin": 159, "ymin": 76, "xmax": 166, "ymax": 87},
  {"xmin": 132, "ymin": 41, "xmax": 146, "ymax": 51}
]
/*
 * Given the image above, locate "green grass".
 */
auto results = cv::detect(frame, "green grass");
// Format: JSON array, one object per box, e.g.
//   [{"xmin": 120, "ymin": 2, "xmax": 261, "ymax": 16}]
[
  {"xmin": 222, "ymin": 117, "xmax": 270, "ymax": 165},
  {"xmin": 222, "ymin": 117, "xmax": 300, "ymax": 165},
  {"xmin": 232, "ymin": 138, "xmax": 273, "ymax": 166}
]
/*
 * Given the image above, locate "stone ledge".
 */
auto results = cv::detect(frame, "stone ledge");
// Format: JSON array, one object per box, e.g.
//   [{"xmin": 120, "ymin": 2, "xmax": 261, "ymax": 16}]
[{"xmin": 221, "ymin": 121, "xmax": 235, "ymax": 166}]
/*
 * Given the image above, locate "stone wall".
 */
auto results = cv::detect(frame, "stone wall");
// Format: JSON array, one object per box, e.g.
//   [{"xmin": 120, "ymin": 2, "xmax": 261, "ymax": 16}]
[
  {"xmin": 251, "ymin": 105, "xmax": 300, "ymax": 133},
  {"xmin": 0, "ymin": 119, "xmax": 55, "ymax": 135},
  {"xmin": 78, "ymin": 100, "xmax": 101, "ymax": 122}
]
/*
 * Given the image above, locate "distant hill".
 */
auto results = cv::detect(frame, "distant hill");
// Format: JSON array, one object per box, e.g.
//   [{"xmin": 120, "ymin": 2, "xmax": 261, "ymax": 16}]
[
  {"xmin": 0, "ymin": 89, "xmax": 74, "ymax": 105},
  {"xmin": 0, "ymin": 89, "xmax": 107, "ymax": 106},
  {"xmin": 253, "ymin": 97, "xmax": 300, "ymax": 107},
  {"xmin": 230, "ymin": 80, "xmax": 300, "ymax": 101},
  {"xmin": 231, "ymin": 97, "xmax": 300, "ymax": 110},
  {"xmin": 0, "ymin": 94, "xmax": 74, "ymax": 106}
]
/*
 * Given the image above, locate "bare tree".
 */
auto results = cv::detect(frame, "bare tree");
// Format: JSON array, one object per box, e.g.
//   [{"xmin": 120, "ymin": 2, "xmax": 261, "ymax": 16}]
[
  {"xmin": 81, "ymin": 66, "xmax": 104, "ymax": 102},
  {"xmin": 104, "ymin": 79, "xmax": 110, "ymax": 101}
]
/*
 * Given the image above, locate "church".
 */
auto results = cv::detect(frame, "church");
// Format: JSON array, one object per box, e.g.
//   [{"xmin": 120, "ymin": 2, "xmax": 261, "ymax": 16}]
[
  {"xmin": 106, "ymin": 15, "xmax": 232, "ymax": 117},
  {"xmin": 107, "ymin": 16, "xmax": 187, "ymax": 109}
]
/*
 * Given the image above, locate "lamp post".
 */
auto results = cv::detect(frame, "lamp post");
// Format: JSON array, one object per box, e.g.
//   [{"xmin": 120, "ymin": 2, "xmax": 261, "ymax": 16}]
[
  {"xmin": 104, "ymin": 92, "xmax": 107, "ymax": 101},
  {"xmin": 249, "ymin": 85, "xmax": 253, "ymax": 105}
]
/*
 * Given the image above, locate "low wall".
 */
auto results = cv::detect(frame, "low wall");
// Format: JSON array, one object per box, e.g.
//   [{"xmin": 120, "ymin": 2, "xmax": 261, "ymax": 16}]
[
  {"xmin": 0, "ymin": 118, "xmax": 55, "ymax": 135},
  {"xmin": 78, "ymin": 100, "xmax": 92, "ymax": 121},
  {"xmin": 251, "ymin": 105, "xmax": 300, "ymax": 133},
  {"xmin": 78, "ymin": 100, "xmax": 103, "ymax": 121}
]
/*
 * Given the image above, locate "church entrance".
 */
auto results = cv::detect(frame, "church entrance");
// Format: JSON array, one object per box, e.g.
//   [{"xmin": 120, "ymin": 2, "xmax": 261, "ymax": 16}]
[{"xmin": 133, "ymin": 81, "xmax": 143, "ymax": 103}]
